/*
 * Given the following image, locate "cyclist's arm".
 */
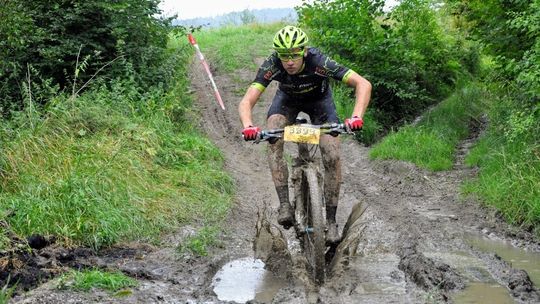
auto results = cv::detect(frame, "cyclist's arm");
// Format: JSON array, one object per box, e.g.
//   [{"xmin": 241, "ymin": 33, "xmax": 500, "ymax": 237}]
[
  {"xmin": 238, "ymin": 85, "xmax": 264, "ymax": 128},
  {"xmin": 344, "ymin": 71, "xmax": 371, "ymax": 119}
]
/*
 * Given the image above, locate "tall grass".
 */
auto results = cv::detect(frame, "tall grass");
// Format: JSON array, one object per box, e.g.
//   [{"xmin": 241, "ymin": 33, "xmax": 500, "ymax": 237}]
[
  {"xmin": 190, "ymin": 23, "xmax": 285, "ymax": 72},
  {"xmin": 464, "ymin": 95, "xmax": 540, "ymax": 232},
  {"xmin": 369, "ymin": 85, "xmax": 485, "ymax": 170},
  {"xmin": 0, "ymin": 36, "xmax": 233, "ymax": 250},
  {"xmin": 0, "ymin": 277, "xmax": 16, "ymax": 304}
]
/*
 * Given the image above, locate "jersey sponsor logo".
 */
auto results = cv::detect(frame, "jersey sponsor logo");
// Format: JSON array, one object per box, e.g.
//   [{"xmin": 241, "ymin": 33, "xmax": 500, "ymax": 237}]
[
  {"xmin": 315, "ymin": 67, "xmax": 327, "ymax": 77},
  {"xmin": 263, "ymin": 69, "xmax": 281, "ymax": 80},
  {"xmin": 298, "ymin": 83, "xmax": 314, "ymax": 88},
  {"xmin": 298, "ymin": 87, "xmax": 315, "ymax": 93},
  {"xmin": 264, "ymin": 70, "xmax": 273, "ymax": 80},
  {"xmin": 322, "ymin": 58, "xmax": 341, "ymax": 77}
]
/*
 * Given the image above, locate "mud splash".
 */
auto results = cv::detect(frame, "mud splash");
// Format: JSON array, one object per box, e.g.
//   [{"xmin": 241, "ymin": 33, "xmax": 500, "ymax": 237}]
[{"xmin": 328, "ymin": 202, "xmax": 366, "ymax": 278}]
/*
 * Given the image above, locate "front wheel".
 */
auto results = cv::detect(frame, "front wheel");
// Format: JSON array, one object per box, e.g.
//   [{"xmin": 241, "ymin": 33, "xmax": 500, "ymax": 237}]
[{"xmin": 301, "ymin": 166, "xmax": 326, "ymax": 284}]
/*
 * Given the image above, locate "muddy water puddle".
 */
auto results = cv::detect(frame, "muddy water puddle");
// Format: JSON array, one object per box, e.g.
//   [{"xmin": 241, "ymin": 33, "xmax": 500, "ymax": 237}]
[
  {"xmin": 211, "ymin": 257, "xmax": 286, "ymax": 303},
  {"xmin": 466, "ymin": 233, "xmax": 540, "ymax": 287},
  {"xmin": 424, "ymin": 250, "xmax": 514, "ymax": 303},
  {"xmin": 453, "ymin": 282, "xmax": 514, "ymax": 304},
  {"xmin": 428, "ymin": 233, "xmax": 540, "ymax": 303}
]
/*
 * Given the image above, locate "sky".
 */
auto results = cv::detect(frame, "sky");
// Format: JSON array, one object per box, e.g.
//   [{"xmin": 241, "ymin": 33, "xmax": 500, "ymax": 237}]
[
  {"xmin": 160, "ymin": 1, "xmax": 399, "ymax": 20},
  {"xmin": 159, "ymin": 0, "xmax": 307, "ymax": 20}
]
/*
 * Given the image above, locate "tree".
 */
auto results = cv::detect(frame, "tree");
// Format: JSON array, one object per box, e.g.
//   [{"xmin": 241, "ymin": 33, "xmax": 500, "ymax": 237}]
[
  {"xmin": 0, "ymin": 0, "xmax": 174, "ymax": 112},
  {"xmin": 446, "ymin": 0, "xmax": 539, "ymax": 100},
  {"xmin": 298, "ymin": 0, "xmax": 475, "ymax": 124}
]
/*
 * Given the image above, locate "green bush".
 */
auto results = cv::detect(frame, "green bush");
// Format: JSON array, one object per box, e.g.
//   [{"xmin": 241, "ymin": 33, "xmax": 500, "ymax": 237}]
[
  {"xmin": 0, "ymin": 0, "xmax": 177, "ymax": 113},
  {"xmin": 447, "ymin": 0, "xmax": 539, "ymax": 232},
  {"xmin": 447, "ymin": 0, "xmax": 539, "ymax": 101},
  {"xmin": 298, "ymin": 0, "xmax": 478, "ymax": 129}
]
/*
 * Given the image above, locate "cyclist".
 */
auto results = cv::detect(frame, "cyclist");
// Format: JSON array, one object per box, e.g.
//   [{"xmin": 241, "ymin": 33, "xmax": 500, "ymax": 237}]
[{"xmin": 238, "ymin": 25, "xmax": 371, "ymax": 244}]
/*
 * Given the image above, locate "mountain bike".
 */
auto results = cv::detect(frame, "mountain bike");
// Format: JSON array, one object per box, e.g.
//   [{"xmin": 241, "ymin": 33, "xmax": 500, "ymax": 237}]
[{"xmin": 255, "ymin": 118, "xmax": 352, "ymax": 284}]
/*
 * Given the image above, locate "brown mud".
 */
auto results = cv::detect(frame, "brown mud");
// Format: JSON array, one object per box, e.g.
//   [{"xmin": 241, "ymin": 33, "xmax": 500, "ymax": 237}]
[{"xmin": 5, "ymin": 59, "xmax": 540, "ymax": 303}]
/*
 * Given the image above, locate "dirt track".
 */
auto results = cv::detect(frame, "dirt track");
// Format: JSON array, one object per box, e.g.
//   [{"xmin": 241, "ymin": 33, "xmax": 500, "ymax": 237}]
[{"xmin": 8, "ymin": 59, "xmax": 540, "ymax": 303}]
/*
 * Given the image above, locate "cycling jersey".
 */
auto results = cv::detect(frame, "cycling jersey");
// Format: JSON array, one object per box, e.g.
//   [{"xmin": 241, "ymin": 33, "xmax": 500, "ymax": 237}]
[
  {"xmin": 267, "ymin": 88, "xmax": 339, "ymax": 124},
  {"xmin": 251, "ymin": 47, "xmax": 353, "ymax": 99}
]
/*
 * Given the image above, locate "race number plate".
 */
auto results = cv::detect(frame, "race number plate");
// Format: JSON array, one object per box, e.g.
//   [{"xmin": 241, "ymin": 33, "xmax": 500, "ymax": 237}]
[{"xmin": 284, "ymin": 125, "xmax": 321, "ymax": 144}]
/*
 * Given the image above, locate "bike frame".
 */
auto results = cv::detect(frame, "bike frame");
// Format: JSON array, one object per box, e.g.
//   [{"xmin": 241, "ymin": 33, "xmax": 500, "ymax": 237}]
[{"xmin": 256, "ymin": 120, "xmax": 351, "ymax": 284}]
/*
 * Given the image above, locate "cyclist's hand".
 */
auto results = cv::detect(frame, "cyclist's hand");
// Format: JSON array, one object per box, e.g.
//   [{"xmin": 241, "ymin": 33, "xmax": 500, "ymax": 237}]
[
  {"xmin": 345, "ymin": 116, "xmax": 363, "ymax": 131},
  {"xmin": 242, "ymin": 126, "xmax": 261, "ymax": 141}
]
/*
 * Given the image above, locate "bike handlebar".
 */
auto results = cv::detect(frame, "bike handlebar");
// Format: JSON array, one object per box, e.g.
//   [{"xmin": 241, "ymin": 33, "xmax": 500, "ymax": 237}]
[{"xmin": 255, "ymin": 123, "xmax": 355, "ymax": 143}]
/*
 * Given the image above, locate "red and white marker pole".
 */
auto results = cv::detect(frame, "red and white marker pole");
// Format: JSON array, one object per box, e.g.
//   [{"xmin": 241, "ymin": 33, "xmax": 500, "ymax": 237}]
[{"xmin": 187, "ymin": 33, "xmax": 225, "ymax": 110}]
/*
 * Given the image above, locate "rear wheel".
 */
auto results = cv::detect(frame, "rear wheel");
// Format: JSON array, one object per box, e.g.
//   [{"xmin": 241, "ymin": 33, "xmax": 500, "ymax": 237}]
[{"xmin": 301, "ymin": 166, "xmax": 326, "ymax": 284}]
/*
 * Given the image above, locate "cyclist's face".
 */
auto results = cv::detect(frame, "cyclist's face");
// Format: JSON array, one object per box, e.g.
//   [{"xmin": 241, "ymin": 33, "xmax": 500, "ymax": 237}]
[{"xmin": 277, "ymin": 48, "xmax": 304, "ymax": 75}]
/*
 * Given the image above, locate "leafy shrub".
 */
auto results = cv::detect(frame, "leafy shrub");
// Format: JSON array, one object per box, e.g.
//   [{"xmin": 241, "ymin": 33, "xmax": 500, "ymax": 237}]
[
  {"xmin": 447, "ymin": 0, "xmax": 539, "ymax": 101},
  {"xmin": 0, "ymin": 0, "xmax": 177, "ymax": 112},
  {"xmin": 298, "ymin": 0, "xmax": 478, "ymax": 132}
]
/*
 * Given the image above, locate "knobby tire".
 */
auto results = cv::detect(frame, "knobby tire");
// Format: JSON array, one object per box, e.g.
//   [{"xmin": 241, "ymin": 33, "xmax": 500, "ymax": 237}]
[{"xmin": 302, "ymin": 165, "xmax": 326, "ymax": 284}]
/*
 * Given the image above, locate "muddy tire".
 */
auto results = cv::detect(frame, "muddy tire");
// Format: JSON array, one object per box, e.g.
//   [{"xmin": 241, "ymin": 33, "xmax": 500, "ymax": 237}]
[{"xmin": 302, "ymin": 166, "xmax": 326, "ymax": 285}]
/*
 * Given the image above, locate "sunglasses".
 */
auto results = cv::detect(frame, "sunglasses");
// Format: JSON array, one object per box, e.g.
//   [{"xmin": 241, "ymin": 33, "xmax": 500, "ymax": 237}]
[{"xmin": 277, "ymin": 49, "xmax": 305, "ymax": 61}]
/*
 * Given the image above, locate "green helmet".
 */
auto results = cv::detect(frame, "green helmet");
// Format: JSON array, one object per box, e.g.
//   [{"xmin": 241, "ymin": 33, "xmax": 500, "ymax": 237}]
[{"xmin": 272, "ymin": 25, "xmax": 309, "ymax": 50}]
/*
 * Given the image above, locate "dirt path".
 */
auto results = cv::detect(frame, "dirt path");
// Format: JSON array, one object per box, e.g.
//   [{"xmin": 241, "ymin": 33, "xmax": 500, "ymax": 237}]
[{"xmin": 10, "ymin": 60, "xmax": 540, "ymax": 304}]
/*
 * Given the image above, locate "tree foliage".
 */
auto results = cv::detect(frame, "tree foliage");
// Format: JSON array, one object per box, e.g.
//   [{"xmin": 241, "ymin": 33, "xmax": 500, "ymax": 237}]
[
  {"xmin": 298, "ymin": 0, "xmax": 478, "ymax": 126},
  {"xmin": 0, "ymin": 0, "xmax": 176, "ymax": 113},
  {"xmin": 447, "ymin": 0, "xmax": 539, "ymax": 100}
]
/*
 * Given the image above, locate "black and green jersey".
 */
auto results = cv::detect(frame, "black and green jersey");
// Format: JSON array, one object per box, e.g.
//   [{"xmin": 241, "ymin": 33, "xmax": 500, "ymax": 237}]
[{"xmin": 251, "ymin": 47, "xmax": 353, "ymax": 99}]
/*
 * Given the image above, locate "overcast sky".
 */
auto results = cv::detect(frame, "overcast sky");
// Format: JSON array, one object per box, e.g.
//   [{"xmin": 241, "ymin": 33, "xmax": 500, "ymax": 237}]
[
  {"xmin": 160, "ymin": 0, "xmax": 399, "ymax": 20},
  {"xmin": 159, "ymin": 0, "xmax": 306, "ymax": 20}
]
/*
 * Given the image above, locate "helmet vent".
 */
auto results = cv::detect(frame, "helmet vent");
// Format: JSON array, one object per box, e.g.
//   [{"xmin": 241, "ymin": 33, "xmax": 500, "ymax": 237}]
[{"xmin": 273, "ymin": 25, "xmax": 308, "ymax": 50}]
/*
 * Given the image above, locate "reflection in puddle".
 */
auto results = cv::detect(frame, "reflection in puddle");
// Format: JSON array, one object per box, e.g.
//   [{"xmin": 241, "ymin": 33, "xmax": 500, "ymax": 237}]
[
  {"xmin": 453, "ymin": 282, "xmax": 514, "ymax": 304},
  {"xmin": 212, "ymin": 257, "xmax": 285, "ymax": 303},
  {"xmin": 466, "ymin": 234, "xmax": 540, "ymax": 287}
]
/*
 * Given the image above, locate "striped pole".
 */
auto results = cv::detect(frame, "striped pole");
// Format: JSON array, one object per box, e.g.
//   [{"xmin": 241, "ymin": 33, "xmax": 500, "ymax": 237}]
[{"xmin": 187, "ymin": 33, "xmax": 226, "ymax": 110}]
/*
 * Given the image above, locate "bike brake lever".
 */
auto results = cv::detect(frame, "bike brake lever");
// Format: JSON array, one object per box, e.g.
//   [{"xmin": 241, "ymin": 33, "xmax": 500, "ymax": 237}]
[{"xmin": 253, "ymin": 132, "xmax": 282, "ymax": 144}]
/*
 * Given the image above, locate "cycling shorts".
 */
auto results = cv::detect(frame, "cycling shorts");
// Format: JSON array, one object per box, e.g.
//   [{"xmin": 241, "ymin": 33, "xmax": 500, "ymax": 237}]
[{"xmin": 267, "ymin": 89, "xmax": 339, "ymax": 125}]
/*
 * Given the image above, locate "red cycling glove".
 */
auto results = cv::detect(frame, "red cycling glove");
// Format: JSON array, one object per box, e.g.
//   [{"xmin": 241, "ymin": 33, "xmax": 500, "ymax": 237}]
[
  {"xmin": 242, "ymin": 126, "xmax": 261, "ymax": 141},
  {"xmin": 345, "ymin": 116, "xmax": 363, "ymax": 131}
]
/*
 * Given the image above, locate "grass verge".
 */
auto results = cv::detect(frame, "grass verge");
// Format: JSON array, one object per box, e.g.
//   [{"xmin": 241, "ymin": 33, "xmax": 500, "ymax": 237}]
[
  {"xmin": 463, "ymin": 95, "xmax": 539, "ymax": 233},
  {"xmin": 189, "ymin": 23, "xmax": 286, "ymax": 72},
  {"xmin": 0, "ymin": 36, "xmax": 233, "ymax": 251},
  {"xmin": 369, "ymin": 85, "xmax": 485, "ymax": 170},
  {"xmin": 57, "ymin": 268, "xmax": 137, "ymax": 292},
  {"xmin": 333, "ymin": 84, "xmax": 383, "ymax": 145}
]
